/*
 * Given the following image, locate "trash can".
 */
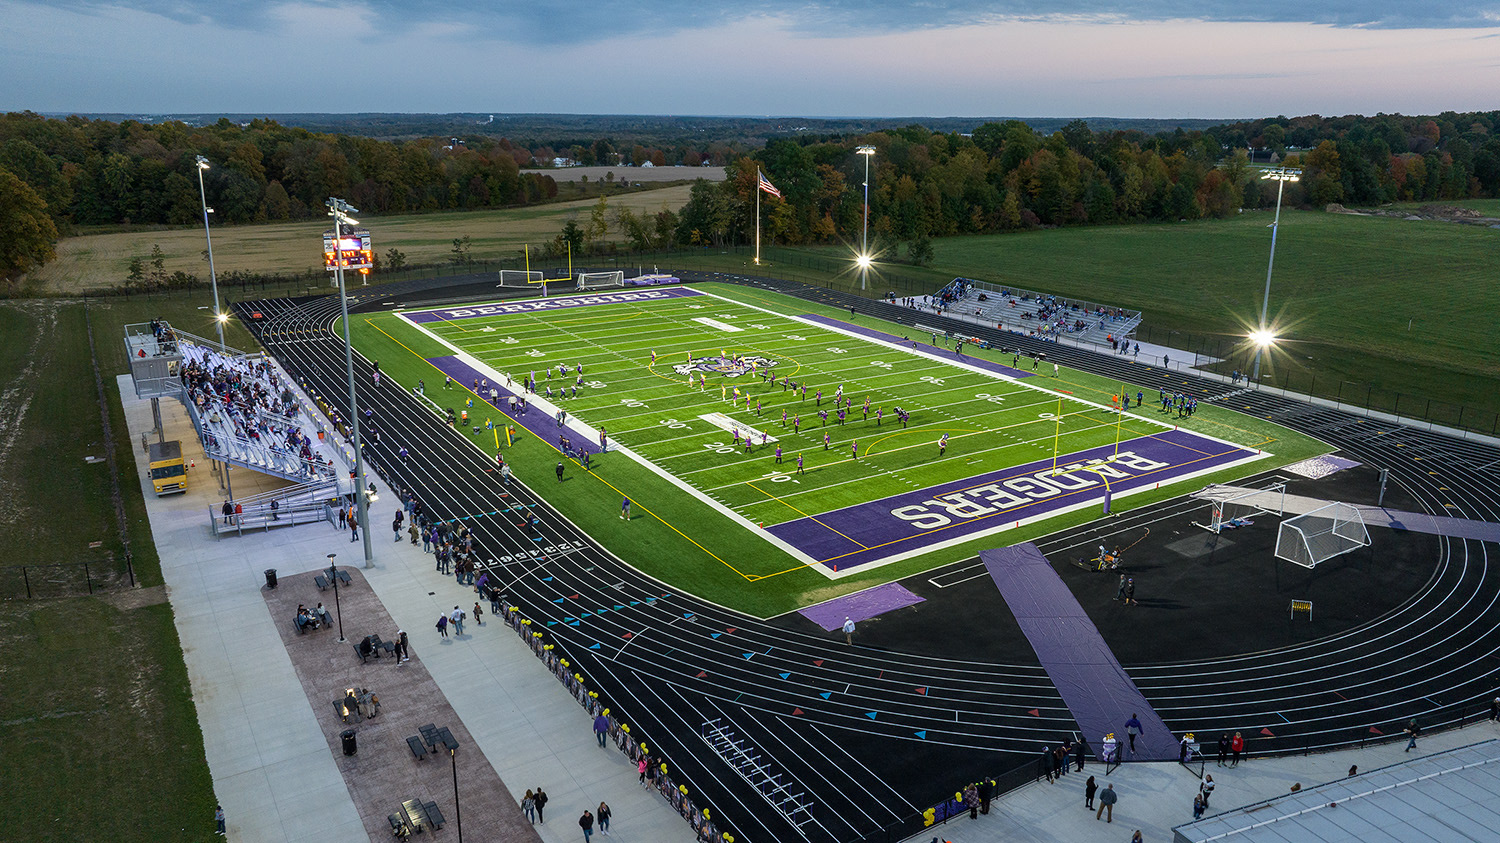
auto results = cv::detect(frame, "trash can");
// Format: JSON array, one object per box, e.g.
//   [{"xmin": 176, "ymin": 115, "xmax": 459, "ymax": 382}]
[
  {"xmin": 264, "ymin": 569, "xmax": 278, "ymax": 589},
  {"xmin": 341, "ymin": 729, "xmax": 357, "ymax": 756}
]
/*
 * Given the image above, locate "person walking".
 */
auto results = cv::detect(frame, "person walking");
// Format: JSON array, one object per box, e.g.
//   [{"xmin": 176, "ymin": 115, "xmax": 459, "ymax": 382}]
[
  {"xmin": 1084, "ymin": 775, "xmax": 1097, "ymax": 809},
  {"xmin": 436, "ymin": 614, "xmax": 448, "ymax": 638},
  {"xmin": 1230, "ymin": 731, "xmax": 1244, "ymax": 766},
  {"xmin": 1040, "ymin": 745, "xmax": 1055, "ymax": 783},
  {"xmin": 621, "ymin": 497, "xmax": 631, "ymax": 521},
  {"xmin": 1193, "ymin": 793, "xmax": 1205, "ymax": 819},
  {"xmin": 521, "ymin": 790, "xmax": 536, "ymax": 823},
  {"xmin": 579, "ymin": 810, "xmax": 594, "ymax": 841},
  {"xmin": 597, "ymin": 802, "xmax": 612, "ymax": 836},
  {"xmin": 1114, "ymin": 574, "xmax": 1128, "ymax": 602},
  {"xmin": 396, "ymin": 629, "xmax": 409, "ymax": 662},
  {"xmin": 450, "ymin": 606, "xmax": 464, "ymax": 636},
  {"xmin": 349, "ymin": 516, "xmax": 359, "ymax": 543},
  {"xmin": 1096, "ymin": 783, "xmax": 1117, "ymax": 822},
  {"xmin": 473, "ymin": 601, "xmax": 483, "ymax": 626},
  {"xmin": 1200, "ymin": 773, "xmax": 1215, "ymax": 808},
  {"xmin": 1125, "ymin": 577, "xmax": 1137, "ymax": 606},
  {"xmin": 842, "ymin": 617, "xmax": 856, "ymax": 645},
  {"xmin": 594, "ymin": 712, "xmax": 611, "ymax": 747},
  {"xmin": 392, "ymin": 514, "xmax": 402, "ymax": 543},
  {"xmin": 1074, "ymin": 738, "xmax": 1087, "ymax": 772},
  {"xmin": 1125, "ymin": 714, "xmax": 1142, "ymax": 754},
  {"xmin": 214, "ymin": 804, "xmax": 225, "ymax": 835},
  {"xmin": 534, "ymin": 787, "xmax": 548, "ymax": 823},
  {"xmin": 1404, "ymin": 718, "xmax": 1421, "ymax": 751}
]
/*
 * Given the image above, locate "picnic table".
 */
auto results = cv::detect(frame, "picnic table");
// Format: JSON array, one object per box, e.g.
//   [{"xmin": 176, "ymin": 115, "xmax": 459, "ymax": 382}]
[{"xmin": 394, "ymin": 798, "xmax": 445, "ymax": 835}]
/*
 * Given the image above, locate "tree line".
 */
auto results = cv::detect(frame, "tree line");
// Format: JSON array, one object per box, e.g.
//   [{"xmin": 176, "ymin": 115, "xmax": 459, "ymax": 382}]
[{"xmin": 3, "ymin": 109, "xmax": 1498, "ymax": 287}]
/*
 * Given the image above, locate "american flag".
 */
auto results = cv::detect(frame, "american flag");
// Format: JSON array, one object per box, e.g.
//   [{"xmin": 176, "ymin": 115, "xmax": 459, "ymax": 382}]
[{"xmin": 757, "ymin": 171, "xmax": 782, "ymax": 199}]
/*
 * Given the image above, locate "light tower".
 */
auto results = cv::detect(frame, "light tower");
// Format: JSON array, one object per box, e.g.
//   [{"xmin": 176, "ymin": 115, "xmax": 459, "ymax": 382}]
[
  {"xmin": 856, "ymin": 145, "xmax": 876, "ymax": 291},
  {"xmin": 1252, "ymin": 167, "xmax": 1300, "ymax": 382},
  {"xmin": 195, "ymin": 155, "xmax": 225, "ymax": 351},
  {"xmin": 328, "ymin": 197, "xmax": 374, "ymax": 567}
]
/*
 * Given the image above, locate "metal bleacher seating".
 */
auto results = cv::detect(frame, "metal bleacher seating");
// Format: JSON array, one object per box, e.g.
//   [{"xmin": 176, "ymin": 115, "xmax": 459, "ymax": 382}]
[{"xmin": 928, "ymin": 278, "xmax": 1143, "ymax": 346}]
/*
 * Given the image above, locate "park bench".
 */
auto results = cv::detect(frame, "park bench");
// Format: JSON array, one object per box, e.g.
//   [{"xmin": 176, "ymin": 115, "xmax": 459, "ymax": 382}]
[
  {"xmin": 406, "ymin": 735, "xmax": 427, "ymax": 761},
  {"xmin": 314, "ymin": 574, "xmax": 330, "ymax": 591},
  {"xmin": 423, "ymin": 802, "xmax": 445, "ymax": 829}
]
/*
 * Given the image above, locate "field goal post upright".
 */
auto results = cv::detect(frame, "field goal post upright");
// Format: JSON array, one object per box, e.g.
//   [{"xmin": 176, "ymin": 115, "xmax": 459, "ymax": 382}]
[
  {"xmin": 1194, "ymin": 483, "xmax": 1285, "ymax": 534},
  {"xmin": 1275, "ymin": 501, "xmax": 1372, "ymax": 569}
]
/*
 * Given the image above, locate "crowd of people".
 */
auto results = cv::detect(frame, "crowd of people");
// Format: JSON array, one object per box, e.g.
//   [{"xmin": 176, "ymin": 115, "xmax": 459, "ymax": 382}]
[{"xmin": 178, "ymin": 336, "xmax": 338, "ymax": 480}]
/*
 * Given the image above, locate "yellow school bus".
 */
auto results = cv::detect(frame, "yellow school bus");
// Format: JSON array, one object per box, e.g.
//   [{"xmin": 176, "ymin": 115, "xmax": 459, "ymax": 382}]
[{"xmin": 148, "ymin": 440, "xmax": 187, "ymax": 495}]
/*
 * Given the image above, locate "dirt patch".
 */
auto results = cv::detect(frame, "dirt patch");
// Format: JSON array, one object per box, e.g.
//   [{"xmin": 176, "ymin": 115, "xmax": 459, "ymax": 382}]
[
  {"xmin": 0, "ymin": 302, "xmax": 60, "ymax": 543},
  {"xmin": 96, "ymin": 584, "xmax": 168, "ymax": 611}
]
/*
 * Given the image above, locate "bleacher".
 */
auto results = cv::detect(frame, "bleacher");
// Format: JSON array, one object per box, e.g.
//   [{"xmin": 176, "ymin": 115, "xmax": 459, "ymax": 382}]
[
  {"xmin": 175, "ymin": 335, "xmax": 345, "ymax": 485},
  {"xmin": 930, "ymin": 278, "xmax": 1142, "ymax": 346}
]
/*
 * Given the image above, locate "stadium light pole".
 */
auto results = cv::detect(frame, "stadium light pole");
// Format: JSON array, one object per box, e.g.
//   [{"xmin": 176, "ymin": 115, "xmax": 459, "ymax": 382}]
[
  {"xmin": 1252, "ymin": 167, "xmax": 1299, "ymax": 382},
  {"xmin": 195, "ymin": 155, "xmax": 225, "ymax": 352},
  {"xmin": 329, "ymin": 197, "xmax": 374, "ymax": 567},
  {"xmin": 856, "ymin": 146, "xmax": 876, "ymax": 291}
]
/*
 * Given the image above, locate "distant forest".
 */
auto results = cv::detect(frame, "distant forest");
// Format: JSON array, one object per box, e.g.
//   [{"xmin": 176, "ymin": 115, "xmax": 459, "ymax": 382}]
[{"xmin": 1, "ymin": 109, "xmax": 1498, "ymax": 284}]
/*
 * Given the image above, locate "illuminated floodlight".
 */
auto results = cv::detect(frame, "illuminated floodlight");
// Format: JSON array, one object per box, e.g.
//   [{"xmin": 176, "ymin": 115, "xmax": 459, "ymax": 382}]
[
  {"xmin": 196, "ymin": 155, "xmax": 210, "ymax": 171},
  {"xmin": 854, "ymin": 253, "xmax": 872, "ymax": 269},
  {"xmin": 1249, "ymin": 329, "xmax": 1276, "ymax": 347},
  {"xmin": 856, "ymin": 146, "xmax": 876, "ymax": 291}
]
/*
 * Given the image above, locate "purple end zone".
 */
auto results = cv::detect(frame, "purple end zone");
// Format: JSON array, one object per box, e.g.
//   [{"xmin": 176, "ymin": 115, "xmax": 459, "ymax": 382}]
[
  {"xmin": 799, "ymin": 314, "xmax": 1036, "ymax": 378},
  {"xmin": 424, "ymin": 356, "xmax": 602, "ymax": 459},
  {"xmin": 405, "ymin": 287, "xmax": 704, "ymax": 324},
  {"xmin": 983, "ymin": 543, "xmax": 1178, "ymax": 762},
  {"xmin": 767, "ymin": 428, "xmax": 1256, "ymax": 572},
  {"xmin": 797, "ymin": 582, "xmax": 925, "ymax": 631}
]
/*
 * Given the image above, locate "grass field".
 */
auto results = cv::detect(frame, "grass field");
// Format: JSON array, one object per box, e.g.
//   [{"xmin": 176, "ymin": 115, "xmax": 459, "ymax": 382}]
[
  {"xmin": 0, "ymin": 297, "xmax": 217, "ymax": 842},
  {"xmin": 354, "ymin": 282, "xmax": 1328, "ymax": 614},
  {"xmin": 24, "ymin": 183, "xmax": 699, "ymax": 294}
]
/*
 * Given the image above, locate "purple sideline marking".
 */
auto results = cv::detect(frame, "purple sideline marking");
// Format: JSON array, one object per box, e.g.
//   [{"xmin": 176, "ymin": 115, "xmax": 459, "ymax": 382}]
[
  {"xmin": 425, "ymin": 356, "xmax": 601, "ymax": 459},
  {"xmin": 404, "ymin": 287, "xmax": 704, "ymax": 324},
  {"xmin": 767, "ymin": 429, "xmax": 1255, "ymax": 572},
  {"xmin": 983, "ymin": 543, "xmax": 1178, "ymax": 762},
  {"xmin": 797, "ymin": 582, "xmax": 925, "ymax": 631},
  {"xmin": 798, "ymin": 314, "xmax": 1036, "ymax": 378}
]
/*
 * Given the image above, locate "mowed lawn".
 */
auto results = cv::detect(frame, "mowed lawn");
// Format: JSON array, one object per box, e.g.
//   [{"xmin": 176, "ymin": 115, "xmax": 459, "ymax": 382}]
[
  {"xmin": 26, "ymin": 183, "xmax": 699, "ymax": 294},
  {"xmin": 355, "ymin": 283, "xmax": 1327, "ymax": 614},
  {"xmin": 418, "ymin": 290, "xmax": 1201, "ymax": 527}
]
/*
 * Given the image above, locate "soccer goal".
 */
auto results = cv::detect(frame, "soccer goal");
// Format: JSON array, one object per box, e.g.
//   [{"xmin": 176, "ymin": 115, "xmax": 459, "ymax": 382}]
[
  {"xmin": 1192, "ymin": 483, "xmax": 1285, "ymax": 534},
  {"xmin": 497, "ymin": 269, "xmax": 544, "ymax": 288},
  {"xmin": 1275, "ymin": 502, "xmax": 1371, "ymax": 569},
  {"xmin": 576, "ymin": 270, "xmax": 625, "ymax": 290}
]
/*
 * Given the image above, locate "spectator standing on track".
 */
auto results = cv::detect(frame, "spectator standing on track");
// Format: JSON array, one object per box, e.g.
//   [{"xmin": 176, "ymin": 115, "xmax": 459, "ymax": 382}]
[
  {"xmin": 1115, "ymin": 574, "xmax": 1128, "ymax": 602},
  {"xmin": 1084, "ymin": 775, "xmax": 1097, "ymax": 808},
  {"xmin": 1230, "ymin": 731, "xmax": 1244, "ymax": 766},
  {"xmin": 1096, "ymin": 783, "xmax": 1117, "ymax": 822},
  {"xmin": 556, "ymin": 462, "xmax": 565, "ymax": 482},
  {"xmin": 1405, "ymin": 718, "xmax": 1421, "ymax": 751},
  {"xmin": 843, "ymin": 617, "xmax": 856, "ymax": 645},
  {"xmin": 1125, "ymin": 577, "xmax": 1137, "ymax": 606}
]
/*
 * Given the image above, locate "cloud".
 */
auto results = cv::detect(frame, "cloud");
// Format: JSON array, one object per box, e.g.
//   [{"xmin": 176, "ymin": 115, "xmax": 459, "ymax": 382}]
[{"xmin": 32, "ymin": 0, "xmax": 1500, "ymax": 45}]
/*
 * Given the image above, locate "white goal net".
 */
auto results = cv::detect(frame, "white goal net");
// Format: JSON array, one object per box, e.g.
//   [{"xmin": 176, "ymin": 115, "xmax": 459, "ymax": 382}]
[
  {"xmin": 577, "ymin": 271, "xmax": 625, "ymax": 290},
  {"xmin": 1192, "ymin": 483, "xmax": 1285, "ymax": 534},
  {"xmin": 1275, "ymin": 502, "xmax": 1371, "ymax": 569},
  {"xmin": 498, "ymin": 269, "xmax": 544, "ymax": 288}
]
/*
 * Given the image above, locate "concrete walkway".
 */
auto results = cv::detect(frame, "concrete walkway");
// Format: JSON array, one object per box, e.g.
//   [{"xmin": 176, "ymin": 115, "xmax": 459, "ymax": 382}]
[
  {"xmin": 903, "ymin": 719, "xmax": 1500, "ymax": 843},
  {"xmin": 120, "ymin": 375, "xmax": 695, "ymax": 843}
]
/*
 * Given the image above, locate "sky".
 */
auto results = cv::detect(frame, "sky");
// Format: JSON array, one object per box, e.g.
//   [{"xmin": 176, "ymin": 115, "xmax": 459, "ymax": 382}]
[{"xmin": 3, "ymin": 0, "xmax": 1499, "ymax": 118}]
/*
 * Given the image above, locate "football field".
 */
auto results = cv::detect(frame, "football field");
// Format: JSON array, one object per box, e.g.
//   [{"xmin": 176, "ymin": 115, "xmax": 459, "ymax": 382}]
[{"xmin": 391, "ymin": 286, "xmax": 1269, "ymax": 576}]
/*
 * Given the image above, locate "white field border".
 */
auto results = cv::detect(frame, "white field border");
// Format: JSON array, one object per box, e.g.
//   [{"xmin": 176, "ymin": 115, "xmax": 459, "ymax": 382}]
[{"xmin": 396, "ymin": 288, "xmax": 1274, "ymax": 580}]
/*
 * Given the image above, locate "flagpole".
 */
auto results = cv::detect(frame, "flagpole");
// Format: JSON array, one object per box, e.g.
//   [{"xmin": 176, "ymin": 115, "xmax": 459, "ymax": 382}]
[{"xmin": 755, "ymin": 167, "xmax": 761, "ymax": 265}]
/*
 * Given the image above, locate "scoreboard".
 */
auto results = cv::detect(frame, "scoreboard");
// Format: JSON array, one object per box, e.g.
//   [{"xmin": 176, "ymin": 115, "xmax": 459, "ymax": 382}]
[{"xmin": 323, "ymin": 228, "xmax": 373, "ymax": 274}]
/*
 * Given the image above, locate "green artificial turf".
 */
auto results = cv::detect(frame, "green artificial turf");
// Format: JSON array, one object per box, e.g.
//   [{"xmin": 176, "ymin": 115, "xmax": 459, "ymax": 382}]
[{"xmin": 351, "ymin": 283, "xmax": 1328, "ymax": 616}]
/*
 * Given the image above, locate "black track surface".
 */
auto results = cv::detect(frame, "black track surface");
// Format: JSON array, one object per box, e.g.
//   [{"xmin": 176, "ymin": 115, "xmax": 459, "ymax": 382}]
[{"xmin": 234, "ymin": 273, "xmax": 1500, "ymax": 843}]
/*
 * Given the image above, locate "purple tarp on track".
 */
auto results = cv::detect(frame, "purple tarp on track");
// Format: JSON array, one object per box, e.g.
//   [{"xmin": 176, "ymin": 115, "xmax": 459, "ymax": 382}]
[
  {"xmin": 403, "ymin": 287, "xmax": 704, "ymax": 323},
  {"xmin": 983, "ymin": 544, "xmax": 1178, "ymax": 762},
  {"xmin": 424, "ymin": 355, "xmax": 602, "ymax": 460},
  {"xmin": 766, "ymin": 428, "xmax": 1256, "ymax": 572},
  {"xmin": 798, "ymin": 314, "xmax": 1036, "ymax": 379},
  {"xmin": 797, "ymin": 582, "xmax": 926, "ymax": 631}
]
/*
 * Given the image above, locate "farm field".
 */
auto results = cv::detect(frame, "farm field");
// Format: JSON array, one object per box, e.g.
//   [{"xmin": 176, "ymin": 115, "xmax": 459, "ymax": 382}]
[
  {"xmin": 25, "ymin": 183, "xmax": 699, "ymax": 294},
  {"xmin": 352, "ymin": 282, "xmax": 1328, "ymax": 613}
]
